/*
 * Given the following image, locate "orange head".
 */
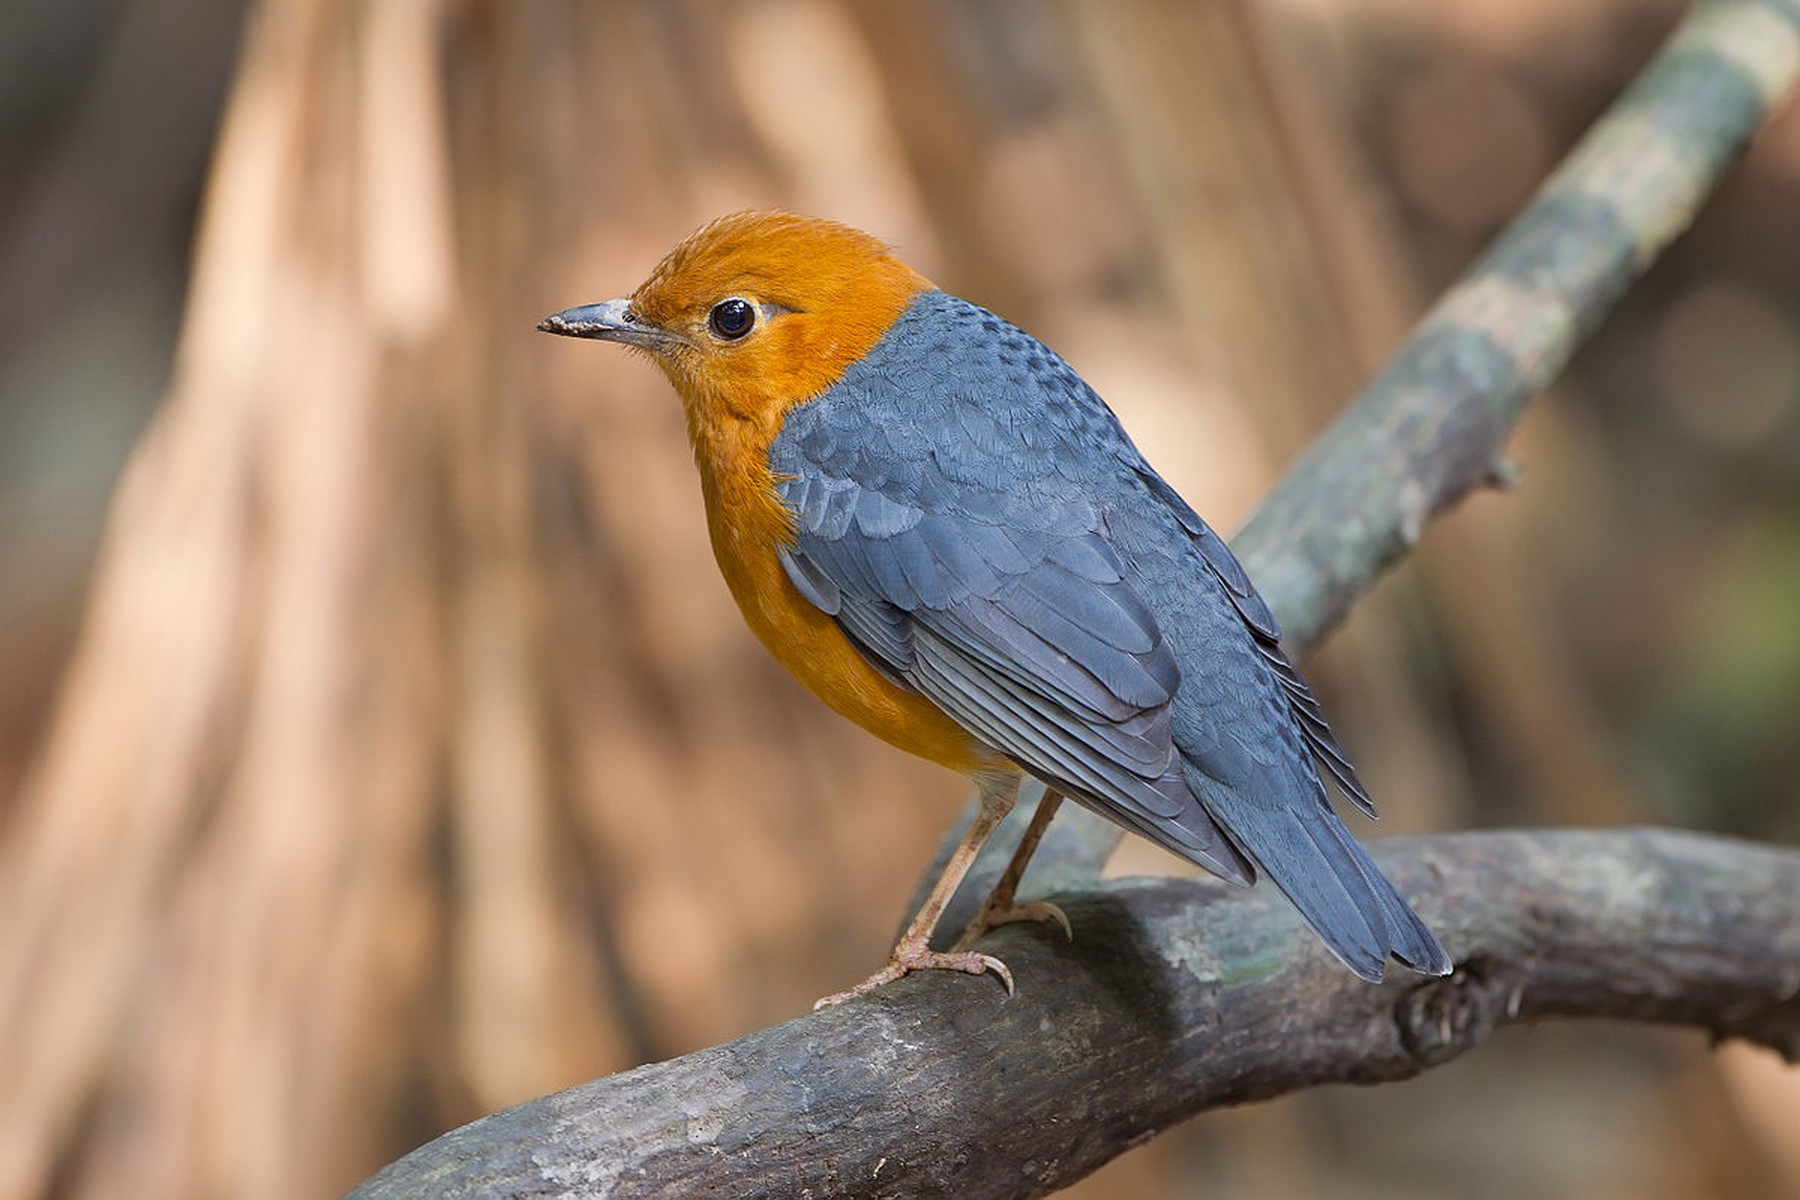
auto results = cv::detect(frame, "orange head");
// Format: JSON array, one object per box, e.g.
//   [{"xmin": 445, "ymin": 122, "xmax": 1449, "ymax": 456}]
[
  {"xmin": 538, "ymin": 215, "xmax": 986, "ymax": 777},
  {"xmin": 539, "ymin": 212, "xmax": 932, "ymax": 434}
]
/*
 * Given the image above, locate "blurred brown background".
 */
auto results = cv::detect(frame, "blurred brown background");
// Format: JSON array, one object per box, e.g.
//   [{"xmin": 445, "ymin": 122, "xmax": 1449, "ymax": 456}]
[{"xmin": 1, "ymin": 1, "xmax": 1797, "ymax": 1197}]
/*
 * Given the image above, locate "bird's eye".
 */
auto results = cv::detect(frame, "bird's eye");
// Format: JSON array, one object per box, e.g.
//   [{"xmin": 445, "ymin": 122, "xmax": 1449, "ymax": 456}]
[{"xmin": 708, "ymin": 298, "xmax": 757, "ymax": 341}]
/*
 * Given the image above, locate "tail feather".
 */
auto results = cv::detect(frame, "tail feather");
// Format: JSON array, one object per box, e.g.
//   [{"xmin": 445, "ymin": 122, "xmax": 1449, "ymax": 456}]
[{"xmin": 1193, "ymin": 777, "xmax": 1452, "ymax": 980}]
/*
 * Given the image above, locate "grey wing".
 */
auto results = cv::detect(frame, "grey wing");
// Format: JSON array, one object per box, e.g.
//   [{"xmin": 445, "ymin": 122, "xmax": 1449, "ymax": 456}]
[
  {"xmin": 774, "ymin": 466, "xmax": 1253, "ymax": 885},
  {"xmin": 1130, "ymin": 464, "xmax": 1374, "ymax": 817},
  {"xmin": 1120, "ymin": 467, "xmax": 1450, "ymax": 979}
]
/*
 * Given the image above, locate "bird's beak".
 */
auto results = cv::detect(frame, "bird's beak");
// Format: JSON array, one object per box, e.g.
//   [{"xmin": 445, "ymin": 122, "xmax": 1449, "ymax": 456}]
[{"xmin": 536, "ymin": 298, "xmax": 678, "ymax": 350}]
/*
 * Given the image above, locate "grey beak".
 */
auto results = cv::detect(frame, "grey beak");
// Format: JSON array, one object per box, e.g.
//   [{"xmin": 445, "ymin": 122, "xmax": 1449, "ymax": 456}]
[{"xmin": 536, "ymin": 298, "xmax": 677, "ymax": 350}]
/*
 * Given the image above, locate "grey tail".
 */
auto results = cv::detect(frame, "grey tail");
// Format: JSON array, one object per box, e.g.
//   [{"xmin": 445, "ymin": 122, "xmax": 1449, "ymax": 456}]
[{"xmin": 1196, "ymin": 784, "xmax": 1452, "ymax": 981}]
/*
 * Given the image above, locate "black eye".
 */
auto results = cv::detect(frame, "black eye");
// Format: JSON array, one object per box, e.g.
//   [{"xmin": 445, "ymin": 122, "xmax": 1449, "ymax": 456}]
[{"xmin": 708, "ymin": 297, "xmax": 756, "ymax": 341}]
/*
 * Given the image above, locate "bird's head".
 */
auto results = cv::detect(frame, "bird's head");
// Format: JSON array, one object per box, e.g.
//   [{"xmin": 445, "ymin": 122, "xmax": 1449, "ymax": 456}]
[{"xmin": 539, "ymin": 212, "xmax": 932, "ymax": 430}]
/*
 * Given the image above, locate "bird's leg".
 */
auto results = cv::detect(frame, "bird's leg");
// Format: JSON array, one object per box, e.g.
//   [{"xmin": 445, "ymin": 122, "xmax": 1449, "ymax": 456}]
[
  {"xmin": 952, "ymin": 786, "xmax": 1071, "ymax": 951},
  {"xmin": 813, "ymin": 773, "xmax": 1022, "ymax": 1009}
]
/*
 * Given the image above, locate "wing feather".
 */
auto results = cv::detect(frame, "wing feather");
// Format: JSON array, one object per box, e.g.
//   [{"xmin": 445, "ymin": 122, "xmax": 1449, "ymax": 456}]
[
  {"xmin": 773, "ymin": 451, "xmax": 1246, "ymax": 872},
  {"xmin": 1132, "ymin": 462, "xmax": 1378, "ymax": 817}
]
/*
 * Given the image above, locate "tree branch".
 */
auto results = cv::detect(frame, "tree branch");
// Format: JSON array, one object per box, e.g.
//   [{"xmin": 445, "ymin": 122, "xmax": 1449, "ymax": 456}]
[
  {"xmin": 350, "ymin": 830, "xmax": 1800, "ymax": 1199},
  {"xmin": 1238, "ymin": 0, "xmax": 1800, "ymax": 649}
]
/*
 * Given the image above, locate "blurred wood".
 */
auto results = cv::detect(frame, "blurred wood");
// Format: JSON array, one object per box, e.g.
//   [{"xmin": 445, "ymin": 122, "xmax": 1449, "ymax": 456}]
[
  {"xmin": 0, "ymin": 4, "xmax": 474, "ymax": 1195},
  {"xmin": 351, "ymin": 829, "xmax": 1800, "ymax": 1200}
]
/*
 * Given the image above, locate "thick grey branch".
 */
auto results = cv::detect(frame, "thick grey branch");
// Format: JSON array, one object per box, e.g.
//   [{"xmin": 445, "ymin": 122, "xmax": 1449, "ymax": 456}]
[{"xmin": 350, "ymin": 830, "xmax": 1800, "ymax": 1199}]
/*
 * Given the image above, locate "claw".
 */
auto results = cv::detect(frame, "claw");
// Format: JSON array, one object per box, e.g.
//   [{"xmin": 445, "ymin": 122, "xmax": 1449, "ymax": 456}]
[{"xmin": 813, "ymin": 945, "xmax": 1013, "ymax": 1009}]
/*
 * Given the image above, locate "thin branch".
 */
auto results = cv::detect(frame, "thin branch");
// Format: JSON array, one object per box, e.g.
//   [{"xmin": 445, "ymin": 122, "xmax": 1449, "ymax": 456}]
[
  {"xmin": 349, "ymin": 830, "xmax": 1800, "ymax": 1200},
  {"xmin": 1239, "ymin": 0, "xmax": 1800, "ymax": 648}
]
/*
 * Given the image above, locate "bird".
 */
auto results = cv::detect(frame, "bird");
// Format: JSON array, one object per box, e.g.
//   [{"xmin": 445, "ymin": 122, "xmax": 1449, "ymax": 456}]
[{"xmin": 539, "ymin": 211, "xmax": 1452, "ymax": 1007}]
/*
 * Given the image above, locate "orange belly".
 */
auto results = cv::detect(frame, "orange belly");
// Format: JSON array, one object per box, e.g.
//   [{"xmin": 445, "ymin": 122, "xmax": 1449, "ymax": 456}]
[{"xmin": 698, "ymin": 457, "xmax": 995, "ymax": 777}]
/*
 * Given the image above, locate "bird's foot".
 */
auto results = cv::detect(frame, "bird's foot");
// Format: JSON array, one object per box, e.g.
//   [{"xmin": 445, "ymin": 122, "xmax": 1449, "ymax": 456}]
[
  {"xmin": 813, "ymin": 942, "xmax": 1013, "ymax": 1010},
  {"xmin": 952, "ymin": 897, "xmax": 1072, "ymax": 952}
]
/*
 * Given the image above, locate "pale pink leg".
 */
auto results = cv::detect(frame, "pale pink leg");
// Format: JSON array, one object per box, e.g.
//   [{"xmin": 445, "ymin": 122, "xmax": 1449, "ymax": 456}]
[
  {"xmin": 814, "ymin": 773, "xmax": 1023, "ymax": 1009},
  {"xmin": 953, "ymin": 786, "xmax": 1071, "ymax": 951}
]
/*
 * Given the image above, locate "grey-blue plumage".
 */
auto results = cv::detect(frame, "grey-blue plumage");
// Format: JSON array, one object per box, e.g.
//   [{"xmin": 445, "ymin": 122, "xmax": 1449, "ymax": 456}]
[{"xmin": 770, "ymin": 291, "xmax": 1450, "ymax": 981}]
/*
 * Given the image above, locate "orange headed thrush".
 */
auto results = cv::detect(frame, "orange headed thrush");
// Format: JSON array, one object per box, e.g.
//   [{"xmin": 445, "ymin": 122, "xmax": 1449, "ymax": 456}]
[{"xmin": 540, "ymin": 212, "xmax": 1452, "ymax": 1006}]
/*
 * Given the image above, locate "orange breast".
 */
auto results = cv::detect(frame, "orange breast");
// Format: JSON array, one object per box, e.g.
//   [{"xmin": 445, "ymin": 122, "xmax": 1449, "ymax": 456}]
[{"xmin": 694, "ymin": 424, "xmax": 996, "ymax": 778}]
